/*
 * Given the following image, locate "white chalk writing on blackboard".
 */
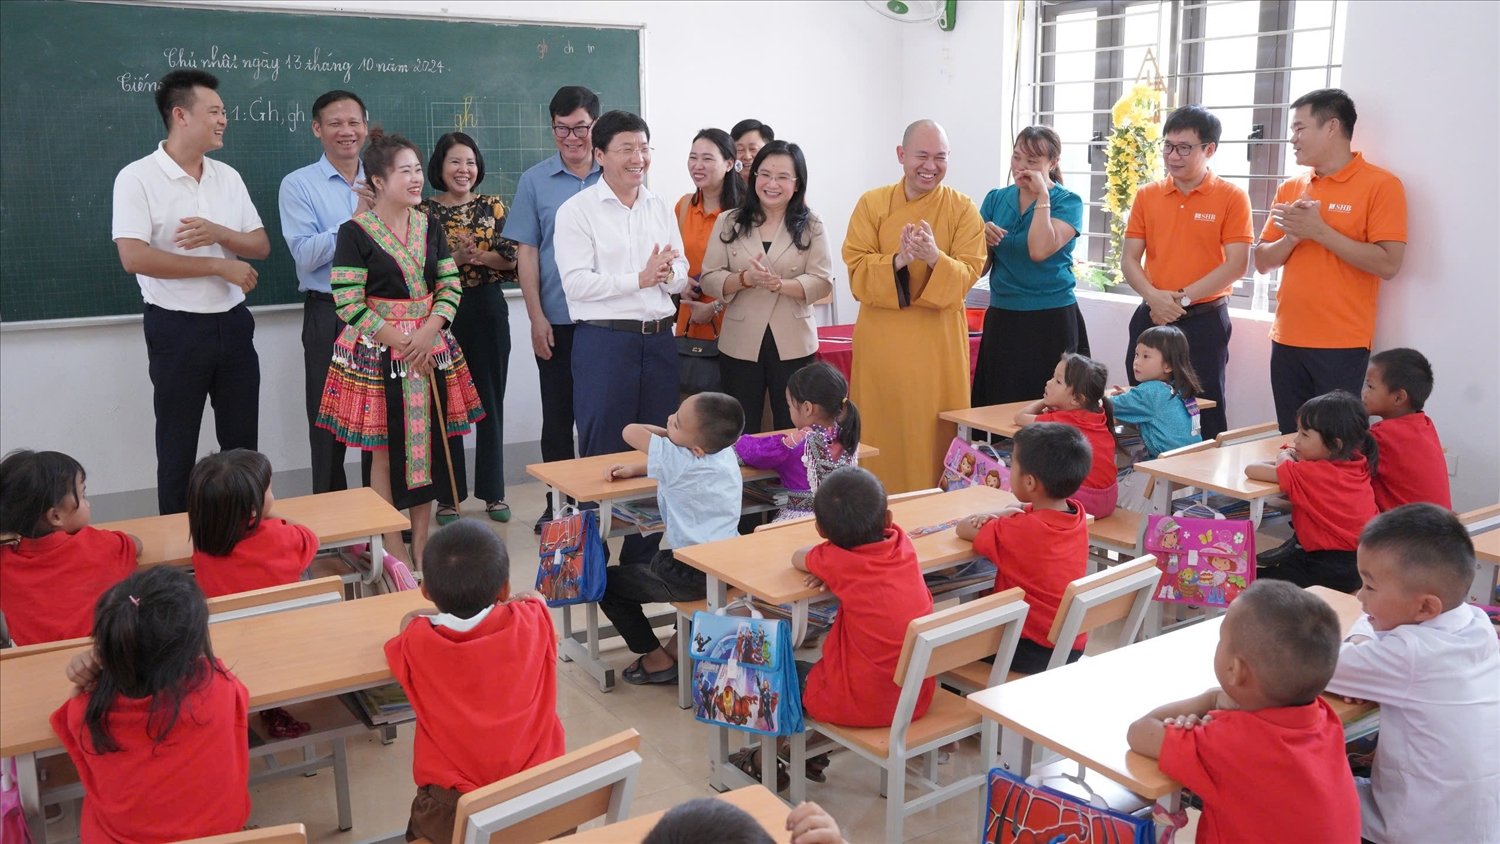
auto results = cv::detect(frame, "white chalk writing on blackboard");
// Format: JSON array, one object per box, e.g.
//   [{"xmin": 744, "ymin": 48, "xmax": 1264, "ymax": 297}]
[
  {"xmin": 161, "ymin": 46, "xmax": 443, "ymax": 84},
  {"xmin": 118, "ymin": 72, "xmax": 159, "ymax": 93}
]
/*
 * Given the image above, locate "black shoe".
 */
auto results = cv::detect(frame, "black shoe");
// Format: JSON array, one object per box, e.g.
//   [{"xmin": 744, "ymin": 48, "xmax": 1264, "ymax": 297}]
[{"xmin": 534, "ymin": 505, "xmax": 553, "ymax": 535}]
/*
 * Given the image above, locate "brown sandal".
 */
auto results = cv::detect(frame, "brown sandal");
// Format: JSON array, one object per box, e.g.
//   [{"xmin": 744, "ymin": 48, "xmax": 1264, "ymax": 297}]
[{"xmin": 728, "ymin": 746, "xmax": 789, "ymax": 791}]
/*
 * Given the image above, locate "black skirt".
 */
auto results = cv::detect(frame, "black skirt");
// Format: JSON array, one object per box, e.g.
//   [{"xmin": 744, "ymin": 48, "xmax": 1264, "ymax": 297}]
[{"xmin": 971, "ymin": 303, "xmax": 1092, "ymax": 406}]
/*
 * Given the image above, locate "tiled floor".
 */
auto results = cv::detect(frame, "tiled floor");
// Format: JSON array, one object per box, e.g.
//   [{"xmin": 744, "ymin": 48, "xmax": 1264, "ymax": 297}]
[{"xmin": 51, "ymin": 480, "xmax": 1197, "ymax": 843}]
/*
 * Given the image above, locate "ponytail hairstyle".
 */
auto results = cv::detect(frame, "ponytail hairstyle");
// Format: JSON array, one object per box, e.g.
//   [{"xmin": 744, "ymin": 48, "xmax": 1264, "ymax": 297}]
[
  {"xmin": 1014, "ymin": 125, "xmax": 1064, "ymax": 184},
  {"xmin": 360, "ymin": 127, "xmax": 422, "ymax": 198},
  {"xmin": 690, "ymin": 128, "xmax": 745, "ymax": 212},
  {"xmin": 84, "ymin": 566, "xmax": 220, "ymax": 753},
  {"xmin": 1136, "ymin": 326, "xmax": 1202, "ymax": 399},
  {"xmin": 1060, "ymin": 353, "xmax": 1116, "ymax": 434},
  {"xmin": 1295, "ymin": 390, "xmax": 1378, "ymax": 474},
  {"xmin": 0, "ymin": 449, "xmax": 86, "ymax": 545},
  {"xmin": 787, "ymin": 362, "xmax": 860, "ymax": 456},
  {"xmin": 187, "ymin": 449, "xmax": 272, "ymax": 557},
  {"xmin": 723, "ymin": 141, "xmax": 813, "ymax": 250}
]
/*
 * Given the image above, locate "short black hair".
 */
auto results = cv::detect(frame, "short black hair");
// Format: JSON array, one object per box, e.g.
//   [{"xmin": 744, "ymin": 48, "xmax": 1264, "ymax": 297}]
[
  {"xmin": 549, "ymin": 85, "xmax": 600, "ymax": 120},
  {"xmin": 1162, "ymin": 104, "xmax": 1222, "ymax": 146},
  {"xmin": 1360, "ymin": 503, "xmax": 1475, "ymax": 609},
  {"xmin": 311, "ymin": 90, "xmax": 366, "ymax": 122},
  {"xmin": 428, "ymin": 132, "xmax": 485, "ymax": 192},
  {"xmin": 187, "ymin": 449, "xmax": 272, "ymax": 557},
  {"xmin": 1226, "ymin": 580, "xmax": 1341, "ymax": 707},
  {"xmin": 689, "ymin": 392, "xmax": 745, "ymax": 453},
  {"xmin": 730, "ymin": 119, "xmax": 774, "ymax": 143},
  {"xmin": 0, "ymin": 449, "xmax": 86, "ymax": 540},
  {"xmin": 643, "ymin": 798, "xmax": 774, "ymax": 844},
  {"xmin": 813, "ymin": 466, "xmax": 887, "ymax": 549},
  {"xmin": 1369, "ymin": 347, "xmax": 1435, "ymax": 411},
  {"xmin": 592, "ymin": 110, "xmax": 650, "ymax": 152},
  {"xmin": 155, "ymin": 69, "xmax": 218, "ymax": 130},
  {"xmin": 1292, "ymin": 88, "xmax": 1357, "ymax": 139},
  {"xmin": 1011, "ymin": 423, "xmax": 1091, "ymax": 499},
  {"xmin": 421, "ymin": 521, "xmax": 508, "ymax": 619}
]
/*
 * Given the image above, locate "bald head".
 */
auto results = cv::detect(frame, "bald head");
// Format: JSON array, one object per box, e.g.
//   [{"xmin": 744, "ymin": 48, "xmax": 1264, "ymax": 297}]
[
  {"xmin": 902, "ymin": 119, "xmax": 947, "ymax": 148},
  {"xmin": 898, "ymin": 119, "xmax": 950, "ymax": 197}
]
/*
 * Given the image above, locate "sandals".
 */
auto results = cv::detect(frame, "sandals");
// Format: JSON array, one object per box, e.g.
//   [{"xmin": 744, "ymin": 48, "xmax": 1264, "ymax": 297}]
[
  {"xmin": 261, "ymin": 706, "xmax": 310, "ymax": 739},
  {"xmin": 729, "ymin": 746, "xmax": 790, "ymax": 792},
  {"xmin": 486, "ymin": 501, "xmax": 512, "ymax": 523},
  {"xmin": 775, "ymin": 748, "xmax": 832, "ymax": 783},
  {"xmin": 435, "ymin": 505, "xmax": 460, "ymax": 526},
  {"xmin": 621, "ymin": 656, "xmax": 678, "ymax": 686}
]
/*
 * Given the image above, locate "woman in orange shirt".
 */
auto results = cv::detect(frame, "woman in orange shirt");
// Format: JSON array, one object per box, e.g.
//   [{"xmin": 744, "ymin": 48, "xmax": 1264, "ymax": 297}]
[{"xmin": 675, "ymin": 128, "xmax": 744, "ymax": 347}]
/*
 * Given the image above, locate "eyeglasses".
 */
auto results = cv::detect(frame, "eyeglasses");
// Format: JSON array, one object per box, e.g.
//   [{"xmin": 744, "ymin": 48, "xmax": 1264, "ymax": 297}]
[
  {"xmin": 756, "ymin": 171, "xmax": 797, "ymax": 185},
  {"xmin": 1159, "ymin": 140, "xmax": 1210, "ymax": 157},
  {"xmin": 551, "ymin": 124, "xmax": 593, "ymax": 139},
  {"xmin": 608, "ymin": 145, "xmax": 652, "ymax": 157}
]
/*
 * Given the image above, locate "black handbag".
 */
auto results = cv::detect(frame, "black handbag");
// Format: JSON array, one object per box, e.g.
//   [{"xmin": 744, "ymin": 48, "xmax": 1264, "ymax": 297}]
[{"xmin": 677, "ymin": 323, "xmax": 722, "ymax": 395}]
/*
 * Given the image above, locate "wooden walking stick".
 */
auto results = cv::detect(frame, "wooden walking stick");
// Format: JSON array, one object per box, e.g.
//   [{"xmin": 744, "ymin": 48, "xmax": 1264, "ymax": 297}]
[{"xmin": 429, "ymin": 373, "xmax": 463, "ymax": 522}]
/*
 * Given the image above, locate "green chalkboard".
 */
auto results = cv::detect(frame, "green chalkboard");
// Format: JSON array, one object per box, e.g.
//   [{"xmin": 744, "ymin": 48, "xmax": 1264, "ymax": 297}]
[{"xmin": 0, "ymin": 0, "xmax": 640, "ymax": 323}]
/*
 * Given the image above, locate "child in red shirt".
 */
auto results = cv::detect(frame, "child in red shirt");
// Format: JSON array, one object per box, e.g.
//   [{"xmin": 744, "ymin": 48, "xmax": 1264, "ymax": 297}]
[
  {"xmin": 956, "ymin": 423, "xmax": 1091, "ymax": 674},
  {"xmin": 1362, "ymin": 348, "xmax": 1451, "ymax": 511},
  {"xmin": 51, "ymin": 566, "xmax": 250, "ymax": 843},
  {"xmin": 1127, "ymin": 580, "xmax": 1361, "ymax": 844},
  {"xmin": 1247, "ymin": 391, "xmax": 1379, "ymax": 593},
  {"xmin": 188, "ymin": 449, "xmax": 317, "ymax": 599},
  {"xmin": 1016, "ymin": 354, "xmax": 1119, "ymax": 517},
  {"xmin": 0, "ymin": 449, "xmax": 139, "ymax": 645},
  {"xmin": 385, "ymin": 520, "xmax": 565, "ymax": 842}
]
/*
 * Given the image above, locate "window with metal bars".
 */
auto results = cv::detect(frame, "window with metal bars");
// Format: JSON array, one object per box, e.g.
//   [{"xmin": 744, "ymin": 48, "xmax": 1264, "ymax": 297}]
[{"xmin": 1034, "ymin": 0, "xmax": 1348, "ymax": 310}]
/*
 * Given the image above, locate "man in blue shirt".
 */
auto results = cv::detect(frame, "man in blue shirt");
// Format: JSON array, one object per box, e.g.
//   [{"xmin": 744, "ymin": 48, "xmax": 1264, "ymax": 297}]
[
  {"xmin": 505, "ymin": 85, "xmax": 602, "ymax": 531},
  {"xmin": 278, "ymin": 90, "xmax": 369, "ymax": 493}
]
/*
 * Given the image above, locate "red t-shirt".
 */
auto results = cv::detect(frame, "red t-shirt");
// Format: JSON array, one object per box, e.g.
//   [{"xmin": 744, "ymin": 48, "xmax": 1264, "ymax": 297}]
[
  {"xmin": 804, "ymin": 526, "xmax": 935, "ymax": 727},
  {"xmin": 1159, "ymin": 698, "xmax": 1361, "ymax": 844},
  {"xmin": 1276, "ymin": 456, "xmax": 1379, "ymax": 552},
  {"xmin": 0, "ymin": 526, "xmax": 136, "ymax": 645},
  {"xmin": 972, "ymin": 501, "xmax": 1089, "ymax": 652},
  {"xmin": 1369, "ymin": 413, "xmax": 1451, "ymax": 512},
  {"xmin": 49, "ymin": 662, "xmax": 250, "ymax": 843},
  {"xmin": 386, "ymin": 597, "xmax": 565, "ymax": 792},
  {"xmin": 1037, "ymin": 409, "xmax": 1117, "ymax": 491},
  {"xmin": 192, "ymin": 518, "xmax": 318, "ymax": 599}
]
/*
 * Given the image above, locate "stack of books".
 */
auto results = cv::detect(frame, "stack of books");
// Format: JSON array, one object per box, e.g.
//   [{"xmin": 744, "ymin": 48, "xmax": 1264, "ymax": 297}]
[
  {"xmin": 611, "ymin": 501, "xmax": 665, "ymax": 533},
  {"xmin": 341, "ymin": 683, "xmax": 415, "ymax": 727},
  {"xmin": 754, "ymin": 598, "xmax": 838, "ymax": 631},
  {"xmin": 742, "ymin": 479, "xmax": 791, "ymax": 507}
]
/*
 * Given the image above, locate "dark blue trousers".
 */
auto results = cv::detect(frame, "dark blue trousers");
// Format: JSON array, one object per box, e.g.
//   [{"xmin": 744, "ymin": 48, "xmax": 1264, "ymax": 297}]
[{"xmin": 1270, "ymin": 342, "xmax": 1369, "ymax": 434}]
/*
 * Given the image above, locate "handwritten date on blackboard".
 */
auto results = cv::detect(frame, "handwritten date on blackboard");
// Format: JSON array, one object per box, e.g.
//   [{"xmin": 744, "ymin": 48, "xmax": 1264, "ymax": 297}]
[{"xmin": 160, "ymin": 46, "xmax": 445, "ymax": 85}]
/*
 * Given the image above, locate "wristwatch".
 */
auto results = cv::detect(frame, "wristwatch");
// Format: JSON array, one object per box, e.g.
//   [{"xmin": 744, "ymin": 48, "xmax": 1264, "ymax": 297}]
[{"xmin": 1177, "ymin": 290, "xmax": 1193, "ymax": 307}]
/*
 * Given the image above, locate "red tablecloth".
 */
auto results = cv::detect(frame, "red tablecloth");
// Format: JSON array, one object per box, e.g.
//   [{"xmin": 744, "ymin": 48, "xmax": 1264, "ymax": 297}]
[{"xmin": 816, "ymin": 324, "xmax": 982, "ymax": 383}]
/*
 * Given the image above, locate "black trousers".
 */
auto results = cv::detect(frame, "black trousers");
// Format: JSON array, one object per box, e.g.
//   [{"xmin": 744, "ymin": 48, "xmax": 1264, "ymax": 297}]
[
  {"xmin": 442, "ymin": 282, "xmax": 510, "ymax": 505},
  {"xmin": 535, "ymin": 322, "xmax": 577, "ymax": 510},
  {"xmin": 972, "ymin": 303, "xmax": 1091, "ymax": 407},
  {"xmin": 1126, "ymin": 300, "xmax": 1232, "ymax": 440},
  {"xmin": 1270, "ymin": 342, "xmax": 1369, "ymax": 434},
  {"xmin": 719, "ymin": 328, "xmax": 814, "ymax": 435},
  {"xmin": 1257, "ymin": 545, "xmax": 1361, "ymax": 593},
  {"xmin": 144, "ymin": 304, "xmax": 259, "ymax": 515},
  {"xmin": 598, "ymin": 549, "xmax": 705, "ymax": 654},
  {"xmin": 302, "ymin": 295, "xmax": 349, "ymax": 494}
]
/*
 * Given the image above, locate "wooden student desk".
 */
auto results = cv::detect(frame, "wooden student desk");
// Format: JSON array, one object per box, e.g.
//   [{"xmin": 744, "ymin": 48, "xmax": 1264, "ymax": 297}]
[
  {"xmin": 966, "ymin": 586, "xmax": 1370, "ymax": 810},
  {"xmin": 0, "ymin": 589, "xmax": 431, "ymax": 844},
  {"xmin": 554, "ymin": 785, "xmax": 790, "ymax": 843},
  {"xmin": 97, "ymin": 487, "xmax": 409, "ymax": 585},
  {"xmin": 1133, "ymin": 436, "xmax": 1285, "ymax": 525},
  {"xmin": 1471, "ymin": 529, "xmax": 1500, "ymax": 604},
  {"xmin": 941, "ymin": 398, "xmax": 1218, "ymax": 441},
  {"xmin": 524, "ymin": 438, "xmax": 879, "ymax": 694}
]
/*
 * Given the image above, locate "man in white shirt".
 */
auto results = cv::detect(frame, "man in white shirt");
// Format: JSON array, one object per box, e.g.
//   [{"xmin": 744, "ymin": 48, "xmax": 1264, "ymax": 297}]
[
  {"xmin": 1324, "ymin": 504, "xmax": 1500, "ymax": 844},
  {"xmin": 112, "ymin": 69, "xmax": 269, "ymax": 514}
]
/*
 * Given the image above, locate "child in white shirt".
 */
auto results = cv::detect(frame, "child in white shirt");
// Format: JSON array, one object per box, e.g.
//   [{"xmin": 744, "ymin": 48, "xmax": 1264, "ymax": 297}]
[{"xmin": 1325, "ymin": 503, "xmax": 1500, "ymax": 844}]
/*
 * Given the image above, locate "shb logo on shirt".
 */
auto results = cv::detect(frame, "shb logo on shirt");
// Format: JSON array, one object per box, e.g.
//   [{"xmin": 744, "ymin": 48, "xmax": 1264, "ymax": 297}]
[
  {"xmin": 1327, "ymin": 202, "xmax": 1354, "ymax": 213},
  {"xmin": 1192, "ymin": 212, "xmax": 1218, "ymax": 222}
]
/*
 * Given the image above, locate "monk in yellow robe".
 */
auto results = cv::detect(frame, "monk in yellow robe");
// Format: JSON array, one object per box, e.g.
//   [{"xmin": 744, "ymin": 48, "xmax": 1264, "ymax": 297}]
[{"xmin": 843, "ymin": 120, "xmax": 985, "ymax": 492}]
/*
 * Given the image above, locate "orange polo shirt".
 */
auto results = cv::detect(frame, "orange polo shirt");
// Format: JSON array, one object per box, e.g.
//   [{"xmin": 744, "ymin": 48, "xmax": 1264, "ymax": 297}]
[
  {"xmin": 1261, "ymin": 153, "xmax": 1407, "ymax": 349},
  {"xmin": 1125, "ymin": 171, "xmax": 1252, "ymax": 303},
  {"xmin": 674, "ymin": 192, "xmax": 725, "ymax": 340}
]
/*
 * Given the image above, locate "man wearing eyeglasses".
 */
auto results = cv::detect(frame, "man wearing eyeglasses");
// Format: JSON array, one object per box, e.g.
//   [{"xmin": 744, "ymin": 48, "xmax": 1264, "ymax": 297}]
[
  {"xmin": 506, "ymin": 86, "xmax": 603, "ymax": 532},
  {"xmin": 1122, "ymin": 105, "xmax": 1252, "ymax": 440}
]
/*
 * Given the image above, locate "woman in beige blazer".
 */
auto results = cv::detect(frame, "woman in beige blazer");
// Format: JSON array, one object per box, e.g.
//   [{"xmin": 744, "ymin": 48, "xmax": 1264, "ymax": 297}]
[{"xmin": 701, "ymin": 141, "xmax": 834, "ymax": 432}]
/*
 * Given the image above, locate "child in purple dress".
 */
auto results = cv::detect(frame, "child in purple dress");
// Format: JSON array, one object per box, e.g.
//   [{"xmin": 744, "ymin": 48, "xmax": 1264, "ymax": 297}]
[{"xmin": 734, "ymin": 362, "xmax": 860, "ymax": 521}]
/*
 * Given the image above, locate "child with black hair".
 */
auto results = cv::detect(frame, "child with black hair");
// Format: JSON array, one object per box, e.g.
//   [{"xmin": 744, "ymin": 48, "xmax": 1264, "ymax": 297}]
[
  {"xmin": 735, "ymin": 362, "xmax": 860, "ymax": 522},
  {"xmin": 1247, "ymin": 390, "xmax": 1379, "ymax": 592},
  {"xmin": 955, "ymin": 423, "xmax": 1091, "ymax": 674},
  {"xmin": 1108, "ymin": 325, "xmax": 1204, "ymax": 457},
  {"xmin": 1016, "ymin": 353, "xmax": 1119, "ymax": 517},
  {"xmin": 51, "ymin": 566, "xmax": 250, "ymax": 841},
  {"xmin": 0, "ymin": 449, "xmax": 140, "ymax": 645},
  {"xmin": 188, "ymin": 449, "xmax": 317, "ymax": 599},
  {"xmin": 1362, "ymin": 348, "xmax": 1451, "ymax": 511},
  {"xmin": 644, "ymin": 798, "xmax": 845, "ymax": 844},
  {"xmin": 600, "ymin": 391, "xmax": 746, "ymax": 685},
  {"xmin": 1325, "ymin": 504, "xmax": 1499, "ymax": 844},
  {"xmin": 385, "ymin": 520, "xmax": 564, "ymax": 843},
  {"xmin": 1126, "ymin": 580, "xmax": 1361, "ymax": 843}
]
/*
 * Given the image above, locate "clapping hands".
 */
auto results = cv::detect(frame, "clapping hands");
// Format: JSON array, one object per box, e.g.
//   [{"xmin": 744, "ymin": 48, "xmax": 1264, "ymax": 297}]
[
  {"xmin": 899, "ymin": 220, "xmax": 941, "ymax": 266},
  {"xmin": 1269, "ymin": 196, "xmax": 1323, "ymax": 241},
  {"xmin": 638, "ymin": 243, "xmax": 681, "ymax": 288},
  {"xmin": 745, "ymin": 254, "xmax": 783, "ymax": 293}
]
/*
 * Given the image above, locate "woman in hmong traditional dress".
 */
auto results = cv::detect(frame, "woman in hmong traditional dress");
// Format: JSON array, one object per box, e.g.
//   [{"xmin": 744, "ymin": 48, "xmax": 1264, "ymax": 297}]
[{"xmin": 316, "ymin": 129, "xmax": 484, "ymax": 568}]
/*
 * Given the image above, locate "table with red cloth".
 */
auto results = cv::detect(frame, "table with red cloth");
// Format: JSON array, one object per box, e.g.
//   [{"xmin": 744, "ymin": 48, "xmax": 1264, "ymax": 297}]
[{"xmin": 816, "ymin": 323, "xmax": 982, "ymax": 384}]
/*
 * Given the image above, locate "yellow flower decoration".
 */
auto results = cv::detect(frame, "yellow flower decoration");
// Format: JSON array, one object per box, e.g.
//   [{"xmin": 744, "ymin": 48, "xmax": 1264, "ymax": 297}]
[{"xmin": 1098, "ymin": 84, "xmax": 1164, "ymax": 287}]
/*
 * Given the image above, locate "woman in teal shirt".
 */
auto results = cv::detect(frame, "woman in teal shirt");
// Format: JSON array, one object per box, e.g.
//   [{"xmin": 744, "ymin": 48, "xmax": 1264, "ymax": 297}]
[{"xmin": 973, "ymin": 126, "xmax": 1091, "ymax": 405}]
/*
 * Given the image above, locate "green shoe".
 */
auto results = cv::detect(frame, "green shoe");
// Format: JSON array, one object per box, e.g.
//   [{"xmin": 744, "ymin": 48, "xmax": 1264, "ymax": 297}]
[
  {"xmin": 486, "ymin": 501, "xmax": 512, "ymax": 523},
  {"xmin": 435, "ymin": 505, "xmax": 460, "ymax": 526}
]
